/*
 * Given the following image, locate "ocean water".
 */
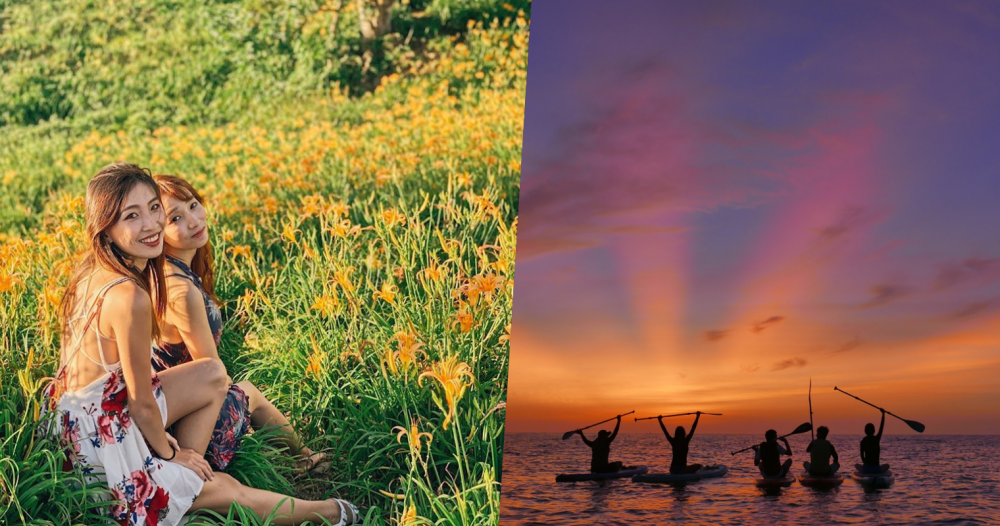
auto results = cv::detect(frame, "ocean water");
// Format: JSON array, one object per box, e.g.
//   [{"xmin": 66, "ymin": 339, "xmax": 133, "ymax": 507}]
[{"xmin": 500, "ymin": 433, "xmax": 1000, "ymax": 525}]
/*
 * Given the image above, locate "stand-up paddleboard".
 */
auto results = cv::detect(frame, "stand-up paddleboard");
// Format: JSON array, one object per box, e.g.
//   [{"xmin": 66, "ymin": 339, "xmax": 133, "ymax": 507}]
[
  {"xmin": 799, "ymin": 472, "xmax": 845, "ymax": 488},
  {"xmin": 555, "ymin": 465, "xmax": 648, "ymax": 482},
  {"xmin": 632, "ymin": 465, "xmax": 728, "ymax": 483},
  {"xmin": 755, "ymin": 474, "xmax": 795, "ymax": 488},
  {"xmin": 851, "ymin": 470, "xmax": 894, "ymax": 488}
]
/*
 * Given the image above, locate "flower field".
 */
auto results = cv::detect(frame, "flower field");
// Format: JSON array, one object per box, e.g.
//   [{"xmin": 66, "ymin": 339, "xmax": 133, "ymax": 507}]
[{"xmin": 0, "ymin": 2, "xmax": 526, "ymax": 524}]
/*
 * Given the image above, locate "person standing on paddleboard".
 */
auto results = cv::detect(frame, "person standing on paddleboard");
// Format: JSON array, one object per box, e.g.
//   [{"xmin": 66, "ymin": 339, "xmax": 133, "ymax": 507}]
[
  {"xmin": 577, "ymin": 416, "xmax": 623, "ymax": 473},
  {"xmin": 804, "ymin": 426, "xmax": 840, "ymax": 476},
  {"xmin": 754, "ymin": 429, "xmax": 793, "ymax": 478},
  {"xmin": 658, "ymin": 412, "xmax": 703, "ymax": 475},
  {"xmin": 856, "ymin": 408, "xmax": 891, "ymax": 474}
]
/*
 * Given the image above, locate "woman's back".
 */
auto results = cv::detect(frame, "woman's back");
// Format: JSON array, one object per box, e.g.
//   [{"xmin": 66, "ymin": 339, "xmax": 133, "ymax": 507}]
[{"xmin": 60, "ymin": 271, "xmax": 139, "ymax": 393}]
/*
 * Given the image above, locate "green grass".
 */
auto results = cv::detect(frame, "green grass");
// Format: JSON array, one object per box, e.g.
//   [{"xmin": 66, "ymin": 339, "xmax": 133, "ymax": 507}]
[{"xmin": 0, "ymin": 1, "xmax": 526, "ymax": 524}]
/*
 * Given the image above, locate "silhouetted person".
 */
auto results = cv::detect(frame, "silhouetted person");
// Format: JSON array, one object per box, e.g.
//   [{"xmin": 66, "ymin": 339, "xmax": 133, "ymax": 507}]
[
  {"xmin": 577, "ymin": 416, "xmax": 623, "ymax": 473},
  {"xmin": 804, "ymin": 425, "xmax": 840, "ymax": 476},
  {"xmin": 855, "ymin": 408, "xmax": 891, "ymax": 474},
  {"xmin": 754, "ymin": 429, "xmax": 793, "ymax": 478},
  {"xmin": 658, "ymin": 411, "xmax": 703, "ymax": 474}
]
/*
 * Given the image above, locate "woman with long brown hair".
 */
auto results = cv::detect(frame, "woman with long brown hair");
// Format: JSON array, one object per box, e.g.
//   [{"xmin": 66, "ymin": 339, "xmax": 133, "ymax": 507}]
[
  {"xmin": 152, "ymin": 174, "xmax": 329, "ymax": 475},
  {"xmin": 44, "ymin": 163, "xmax": 358, "ymax": 526}
]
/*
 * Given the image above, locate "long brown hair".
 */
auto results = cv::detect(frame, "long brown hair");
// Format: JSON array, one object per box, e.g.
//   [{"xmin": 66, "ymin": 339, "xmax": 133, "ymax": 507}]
[
  {"xmin": 153, "ymin": 174, "xmax": 220, "ymax": 304},
  {"xmin": 59, "ymin": 163, "xmax": 168, "ymax": 342}
]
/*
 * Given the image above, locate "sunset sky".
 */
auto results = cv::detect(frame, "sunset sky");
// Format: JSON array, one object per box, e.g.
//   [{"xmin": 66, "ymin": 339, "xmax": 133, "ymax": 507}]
[{"xmin": 508, "ymin": 0, "xmax": 1000, "ymax": 435}]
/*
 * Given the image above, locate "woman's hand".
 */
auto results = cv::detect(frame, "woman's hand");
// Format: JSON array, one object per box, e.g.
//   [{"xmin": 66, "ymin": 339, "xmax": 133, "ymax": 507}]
[
  {"xmin": 171, "ymin": 448, "xmax": 215, "ymax": 482},
  {"xmin": 165, "ymin": 432, "xmax": 180, "ymax": 454}
]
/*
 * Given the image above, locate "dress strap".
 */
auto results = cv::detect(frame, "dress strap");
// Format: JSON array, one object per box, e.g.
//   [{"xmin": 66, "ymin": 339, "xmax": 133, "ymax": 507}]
[
  {"xmin": 55, "ymin": 276, "xmax": 137, "ymax": 379},
  {"xmin": 90, "ymin": 277, "xmax": 136, "ymax": 371},
  {"xmin": 166, "ymin": 272, "xmax": 198, "ymax": 285},
  {"xmin": 165, "ymin": 255, "xmax": 202, "ymax": 286}
]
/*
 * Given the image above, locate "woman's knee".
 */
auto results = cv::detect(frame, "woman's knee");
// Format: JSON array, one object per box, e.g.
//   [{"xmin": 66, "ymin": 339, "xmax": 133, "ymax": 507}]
[
  {"xmin": 236, "ymin": 380, "xmax": 259, "ymax": 398},
  {"xmin": 194, "ymin": 473, "xmax": 243, "ymax": 511},
  {"xmin": 236, "ymin": 380, "xmax": 263, "ymax": 408},
  {"xmin": 192, "ymin": 358, "xmax": 229, "ymax": 393},
  {"xmin": 208, "ymin": 472, "xmax": 240, "ymax": 491}
]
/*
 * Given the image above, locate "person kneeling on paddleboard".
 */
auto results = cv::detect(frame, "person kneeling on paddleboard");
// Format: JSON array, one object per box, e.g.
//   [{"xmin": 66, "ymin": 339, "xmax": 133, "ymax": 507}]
[
  {"xmin": 658, "ymin": 412, "xmax": 703, "ymax": 475},
  {"xmin": 754, "ymin": 429, "xmax": 793, "ymax": 478},
  {"xmin": 804, "ymin": 426, "xmax": 840, "ymax": 476},
  {"xmin": 577, "ymin": 416, "xmax": 623, "ymax": 473},
  {"xmin": 856, "ymin": 408, "xmax": 891, "ymax": 474}
]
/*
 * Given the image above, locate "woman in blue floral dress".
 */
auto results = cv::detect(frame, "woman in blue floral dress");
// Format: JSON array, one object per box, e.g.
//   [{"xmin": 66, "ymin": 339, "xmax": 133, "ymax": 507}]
[
  {"xmin": 152, "ymin": 174, "xmax": 330, "ymax": 475},
  {"xmin": 151, "ymin": 252, "xmax": 252, "ymax": 471},
  {"xmin": 45, "ymin": 163, "xmax": 358, "ymax": 526}
]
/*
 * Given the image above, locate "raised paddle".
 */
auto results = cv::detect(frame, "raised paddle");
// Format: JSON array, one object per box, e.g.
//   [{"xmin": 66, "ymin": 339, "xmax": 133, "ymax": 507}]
[
  {"xmin": 809, "ymin": 378, "xmax": 814, "ymax": 442},
  {"xmin": 562, "ymin": 411, "xmax": 635, "ymax": 440},
  {"xmin": 834, "ymin": 387, "xmax": 925, "ymax": 433},
  {"xmin": 635, "ymin": 412, "xmax": 722, "ymax": 421},
  {"xmin": 730, "ymin": 422, "xmax": 812, "ymax": 455}
]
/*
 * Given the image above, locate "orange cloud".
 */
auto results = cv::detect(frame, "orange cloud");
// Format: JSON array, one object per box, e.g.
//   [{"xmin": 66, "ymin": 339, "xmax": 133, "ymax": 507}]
[{"xmin": 751, "ymin": 316, "xmax": 785, "ymax": 334}]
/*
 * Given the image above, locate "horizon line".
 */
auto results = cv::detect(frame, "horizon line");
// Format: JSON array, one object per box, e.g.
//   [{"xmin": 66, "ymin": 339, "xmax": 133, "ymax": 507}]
[{"xmin": 503, "ymin": 431, "xmax": 1000, "ymax": 436}]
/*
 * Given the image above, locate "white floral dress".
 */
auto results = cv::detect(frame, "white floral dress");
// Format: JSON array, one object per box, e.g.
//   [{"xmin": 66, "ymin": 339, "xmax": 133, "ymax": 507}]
[{"xmin": 43, "ymin": 276, "xmax": 204, "ymax": 526}]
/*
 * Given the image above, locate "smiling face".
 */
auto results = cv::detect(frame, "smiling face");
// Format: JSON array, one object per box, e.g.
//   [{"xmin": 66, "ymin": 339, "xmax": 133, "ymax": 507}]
[
  {"xmin": 104, "ymin": 182, "xmax": 165, "ymax": 261},
  {"xmin": 162, "ymin": 193, "xmax": 208, "ymax": 251}
]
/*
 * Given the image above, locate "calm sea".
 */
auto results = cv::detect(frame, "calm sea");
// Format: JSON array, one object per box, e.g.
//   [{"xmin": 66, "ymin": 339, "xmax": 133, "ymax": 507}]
[{"xmin": 500, "ymin": 433, "xmax": 1000, "ymax": 525}]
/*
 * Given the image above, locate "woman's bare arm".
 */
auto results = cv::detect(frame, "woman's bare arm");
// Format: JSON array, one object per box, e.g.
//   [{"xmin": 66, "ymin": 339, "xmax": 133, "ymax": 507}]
[
  {"xmin": 164, "ymin": 279, "xmax": 225, "ymax": 368},
  {"xmin": 107, "ymin": 283, "xmax": 173, "ymax": 458}
]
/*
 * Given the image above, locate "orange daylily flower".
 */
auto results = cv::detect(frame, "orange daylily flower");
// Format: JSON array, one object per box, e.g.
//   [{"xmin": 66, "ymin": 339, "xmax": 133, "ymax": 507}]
[
  {"xmin": 391, "ymin": 421, "xmax": 433, "ymax": 455},
  {"xmin": 311, "ymin": 294, "xmax": 340, "ymax": 317},
  {"xmin": 381, "ymin": 208, "xmax": 406, "ymax": 228},
  {"xmin": 451, "ymin": 301, "xmax": 474, "ymax": 333},
  {"xmin": 372, "ymin": 281, "xmax": 398, "ymax": 305},
  {"xmin": 419, "ymin": 355, "xmax": 474, "ymax": 429}
]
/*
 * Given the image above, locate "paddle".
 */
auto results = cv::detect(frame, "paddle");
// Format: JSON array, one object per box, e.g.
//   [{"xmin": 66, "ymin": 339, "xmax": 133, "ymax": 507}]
[
  {"xmin": 635, "ymin": 412, "xmax": 722, "ymax": 421},
  {"xmin": 834, "ymin": 387, "xmax": 925, "ymax": 433},
  {"xmin": 809, "ymin": 378, "xmax": 814, "ymax": 442},
  {"xmin": 562, "ymin": 411, "xmax": 635, "ymax": 440},
  {"xmin": 730, "ymin": 422, "xmax": 812, "ymax": 455}
]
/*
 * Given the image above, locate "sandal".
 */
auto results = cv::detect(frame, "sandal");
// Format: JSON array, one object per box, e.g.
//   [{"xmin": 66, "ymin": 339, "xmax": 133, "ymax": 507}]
[{"xmin": 332, "ymin": 499, "xmax": 361, "ymax": 525}]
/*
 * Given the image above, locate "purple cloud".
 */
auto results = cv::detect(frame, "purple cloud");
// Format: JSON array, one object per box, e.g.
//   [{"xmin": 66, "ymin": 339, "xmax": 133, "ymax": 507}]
[
  {"xmin": 858, "ymin": 284, "xmax": 911, "ymax": 309},
  {"xmin": 814, "ymin": 205, "xmax": 883, "ymax": 246},
  {"xmin": 932, "ymin": 257, "xmax": 1000, "ymax": 290},
  {"xmin": 950, "ymin": 297, "xmax": 1000, "ymax": 319},
  {"xmin": 516, "ymin": 58, "xmax": 796, "ymax": 261}
]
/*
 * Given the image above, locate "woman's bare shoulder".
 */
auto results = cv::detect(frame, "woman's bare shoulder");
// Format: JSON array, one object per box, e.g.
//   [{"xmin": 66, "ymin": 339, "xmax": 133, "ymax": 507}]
[{"xmin": 100, "ymin": 276, "xmax": 151, "ymax": 316}]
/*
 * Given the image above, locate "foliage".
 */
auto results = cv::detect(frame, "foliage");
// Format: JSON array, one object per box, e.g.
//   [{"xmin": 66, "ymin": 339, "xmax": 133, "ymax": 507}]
[{"xmin": 0, "ymin": 0, "xmax": 531, "ymax": 129}]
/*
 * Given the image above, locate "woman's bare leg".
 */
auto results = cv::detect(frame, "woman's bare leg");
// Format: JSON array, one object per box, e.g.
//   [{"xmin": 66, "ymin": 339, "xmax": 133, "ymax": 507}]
[
  {"xmin": 158, "ymin": 358, "xmax": 229, "ymax": 455},
  {"xmin": 190, "ymin": 473, "xmax": 353, "ymax": 525},
  {"xmin": 237, "ymin": 381, "xmax": 325, "ymax": 469}
]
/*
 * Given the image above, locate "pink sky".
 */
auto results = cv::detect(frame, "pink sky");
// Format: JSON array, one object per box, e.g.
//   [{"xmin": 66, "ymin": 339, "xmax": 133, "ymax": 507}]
[{"xmin": 508, "ymin": 0, "xmax": 1000, "ymax": 434}]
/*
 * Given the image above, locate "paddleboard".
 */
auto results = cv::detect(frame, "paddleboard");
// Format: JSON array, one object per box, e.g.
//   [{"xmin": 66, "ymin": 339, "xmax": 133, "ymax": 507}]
[
  {"xmin": 632, "ymin": 465, "xmax": 728, "ymax": 483},
  {"xmin": 555, "ymin": 465, "xmax": 648, "ymax": 482},
  {"xmin": 798, "ymin": 472, "xmax": 845, "ymax": 488},
  {"xmin": 851, "ymin": 470, "xmax": 894, "ymax": 488},
  {"xmin": 754, "ymin": 474, "xmax": 795, "ymax": 488}
]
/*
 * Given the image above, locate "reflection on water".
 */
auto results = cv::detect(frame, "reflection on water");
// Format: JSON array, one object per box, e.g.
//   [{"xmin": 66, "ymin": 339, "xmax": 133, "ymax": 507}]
[{"xmin": 500, "ymin": 434, "xmax": 1000, "ymax": 525}]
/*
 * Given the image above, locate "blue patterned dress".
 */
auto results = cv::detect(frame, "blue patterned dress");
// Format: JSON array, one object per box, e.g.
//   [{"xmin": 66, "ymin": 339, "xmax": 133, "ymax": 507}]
[{"xmin": 152, "ymin": 256, "xmax": 251, "ymax": 471}]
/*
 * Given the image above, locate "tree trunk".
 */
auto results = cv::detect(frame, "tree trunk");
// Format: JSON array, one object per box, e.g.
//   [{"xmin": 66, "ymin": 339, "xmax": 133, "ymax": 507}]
[{"xmin": 357, "ymin": 0, "xmax": 395, "ymax": 42}]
